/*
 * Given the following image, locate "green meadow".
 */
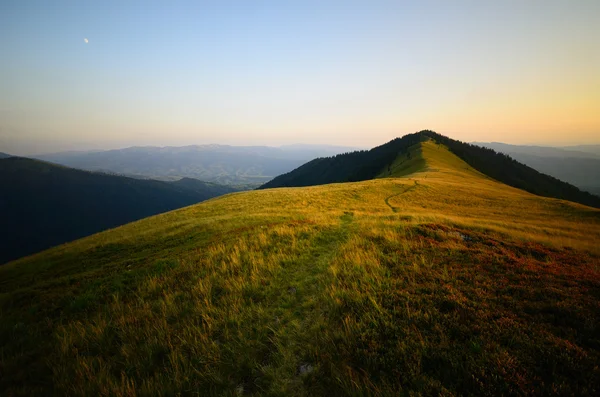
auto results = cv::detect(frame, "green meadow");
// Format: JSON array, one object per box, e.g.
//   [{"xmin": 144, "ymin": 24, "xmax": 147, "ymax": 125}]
[{"xmin": 2, "ymin": 142, "xmax": 599, "ymax": 396}]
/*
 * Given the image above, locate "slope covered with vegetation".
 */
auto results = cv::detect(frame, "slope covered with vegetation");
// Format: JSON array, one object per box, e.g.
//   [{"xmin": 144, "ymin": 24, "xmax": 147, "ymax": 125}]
[
  {"xmin": 0, "ymin": 157, "xmax": 236, "ymax": 264},
  {"xmin": 2, "ymin": 143, "xmax": 599, "ymax": 396},
  {"xmin": 169, "ymin": 177, "xmax": 239, "ymax": 197},
  {"xmin": 421, "ymin": 131, "xmax": 600, "ymax": 208},
  {"xmin": 475, "ymin": 142, "xmax": 600, "ymax": 195},
  {"xmin": 259, "ymin": 133, "xmax": 427, "ymax": 188},
  {"xmin": 261, "ymin": 131, "xmax": 600, "ymax": 208}
]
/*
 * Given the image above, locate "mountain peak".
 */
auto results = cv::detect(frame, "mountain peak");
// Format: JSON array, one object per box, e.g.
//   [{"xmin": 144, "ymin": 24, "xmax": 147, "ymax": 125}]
[
  {"xmin": 377, "ymin": 139, "xmax": 478, "ymax": 179},
  {"xmin": 261, "ymin": 131, "xmax": 600, "ymax": 208}
]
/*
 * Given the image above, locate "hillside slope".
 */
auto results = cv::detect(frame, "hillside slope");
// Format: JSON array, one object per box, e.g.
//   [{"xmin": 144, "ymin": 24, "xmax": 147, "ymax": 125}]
[
  {"xmin": 259, "ymin": 133, "xmax": 427, "ymax": 188},
  {"xmin": 261, "ymin": 131, "xmax": 600, "ymax": 208},
  {"xmin": 0, "ymin": 157, "xmax": 236, "ymax": 264},
  {"xmin": 2, "ymin": 144, "xmax": 599, "ymax": 396},
  {"xmin": 476, "ymin": 142, "xmax": 600, "ymax": 195},
  {"xmin": 169, "ymin": 177, "xmax": 238, "ymax": 197}
]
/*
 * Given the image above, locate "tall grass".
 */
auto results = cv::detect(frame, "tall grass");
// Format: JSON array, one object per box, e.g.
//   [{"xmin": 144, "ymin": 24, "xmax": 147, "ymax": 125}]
[{"xmin": 1, "ymin": 142, "xmax": 599, "ymax": 395}]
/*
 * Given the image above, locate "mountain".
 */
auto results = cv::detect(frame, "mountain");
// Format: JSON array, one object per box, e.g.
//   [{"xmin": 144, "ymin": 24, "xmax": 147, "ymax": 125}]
[
  {"xmin": 562, "ymin": 144, "xmax": 600, "ymax": 157},
  {"xmin": 0, "ymin": 157, "xmax": 236, "ymax": 264},
  {"xmin": 169, "ymin": 177, "xmax": 238, "ymax": 197},
  {"xmin": 474, "ymin": 142, "xmax": 600, "ymax": 159},
  {"xmin": 475, "ymin": 142, "xmax": 600, "ymax": 195},
  {"xmin": 262, "ymin": 130, "xmax": 600, "ymax": 208},
  {"xmin": 2, "ymin": 136, "xmax": 599, "ymax": 395},
  {"xmin": 34, "ymin": 144, "xmax": 359, "ymax": 187},
  {"xmin": 260, "ymin": 133, "xmax": 428, "ymax": 188},
  {"xmin": 278, "ymin": 144, "xmax": 363, "ymax": 158},
  {"xmin": 582, "ymin": 185, "xmax": 600, "ymax": 196},
  {"xmin": 0, "ymin": 152, "xmax": 12, "ymax": 159}
]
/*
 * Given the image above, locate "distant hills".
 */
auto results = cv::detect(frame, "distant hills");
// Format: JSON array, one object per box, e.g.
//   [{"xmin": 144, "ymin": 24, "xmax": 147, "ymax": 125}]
[
  {"xmin": 474, "ymin": 142, "xmax": 600, "ymax": 159},
  {"xmin": 0, "ymin": 157, "xmax": 236, "ymax": 264},
  {"xmin": 262, "ymin": 130, "xmax": 600, "ymax": 208},
  {"xmin": 562, "ymin": 144, "xmax": 600, "ymax": 157},
  {"xmin": 34, "ymin": 144, "xmax": 358, "ymax": 187},
  {"xmin": 475, "ymin": 142, "xmax": 600, "ymax": 196},
  {"xmin": 0, "ymin": 152, "xmax": 12, "ymax": 159}
]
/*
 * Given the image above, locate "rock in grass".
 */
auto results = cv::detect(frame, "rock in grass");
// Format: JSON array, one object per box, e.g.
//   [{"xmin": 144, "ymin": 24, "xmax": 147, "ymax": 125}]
[{"xmin": 298, "ymin": 364, "xmax": 314, "ymax": 376}]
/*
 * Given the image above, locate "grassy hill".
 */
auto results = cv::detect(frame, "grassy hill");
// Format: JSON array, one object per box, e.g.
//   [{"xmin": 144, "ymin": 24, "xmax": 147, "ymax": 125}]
[
  {"xmin": 261, "ymin": 131, "xmax": 600, "ymax": 209},
  {"xmin": 0, "ymin": 157, "xmax": 236, "ymax": 264},
  {"xmin": 1, "ymin": 141, "xmax": 599, "ymax": 395}
]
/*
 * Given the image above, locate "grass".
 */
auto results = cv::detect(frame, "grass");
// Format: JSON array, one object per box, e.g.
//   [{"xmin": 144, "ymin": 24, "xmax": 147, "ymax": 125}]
[{"xmin": 1, "ymin": 142, "xmax": 599, "ymax": 395}]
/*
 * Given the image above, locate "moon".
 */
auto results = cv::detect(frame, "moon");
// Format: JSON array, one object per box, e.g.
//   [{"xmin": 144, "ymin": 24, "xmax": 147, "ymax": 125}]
[{"xmin": 84, "ymin": 38, "xmax": 89, "ymax": 44}]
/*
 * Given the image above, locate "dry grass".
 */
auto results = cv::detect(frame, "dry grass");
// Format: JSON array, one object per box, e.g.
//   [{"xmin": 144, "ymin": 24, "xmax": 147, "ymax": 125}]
[{"xmin": 1, "ymin": 142, "xmax": 599, "ymax": 395}]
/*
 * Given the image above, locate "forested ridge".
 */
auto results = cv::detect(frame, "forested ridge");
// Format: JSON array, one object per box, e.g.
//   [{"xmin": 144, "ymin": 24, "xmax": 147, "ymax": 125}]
[{"xmin": 261, "ymin": 131, "xmax": 600, "ymax": 208}]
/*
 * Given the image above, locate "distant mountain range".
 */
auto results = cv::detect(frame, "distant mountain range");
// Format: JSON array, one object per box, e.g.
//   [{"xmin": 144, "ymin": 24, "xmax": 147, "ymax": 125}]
[
  {"xmin": 262, "ymin": 131, "xmax": 600, "ymax": 208},
  {"xmin": 561, "ymin": 144, "xmax": 600, "ymax": 157},
  {"xmin": 33, "ymin": 144, "xmax": 359, "ymax": 187},
  {"xmin": 0, "ymin": 157, "xmax": 237, "ymax": 264},
  {"xmin": 475, "ymin": 142, "xmax": 600, "ymax": 195}
]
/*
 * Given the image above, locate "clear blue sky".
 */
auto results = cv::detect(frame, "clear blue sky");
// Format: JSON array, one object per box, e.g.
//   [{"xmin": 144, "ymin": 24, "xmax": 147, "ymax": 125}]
[{"xmin": 1, "ymin": 0, "xmax": 599, "ymax": 154}]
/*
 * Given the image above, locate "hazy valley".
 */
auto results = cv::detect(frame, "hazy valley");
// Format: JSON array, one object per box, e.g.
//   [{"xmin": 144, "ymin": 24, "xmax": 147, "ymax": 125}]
[{"xmin": 33, "ymin": 144, "xmax": 358, "ymax": 188}]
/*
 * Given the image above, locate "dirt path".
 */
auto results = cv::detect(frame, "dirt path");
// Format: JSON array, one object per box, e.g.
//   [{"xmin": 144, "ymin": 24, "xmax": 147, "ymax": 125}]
[
  {"xmin": 384, "ymin": 184, "xmax": 416, "ymax": 212},
  {"xmin": 255, "ymin": 212, "xmax": 354, "ymax": 393}
]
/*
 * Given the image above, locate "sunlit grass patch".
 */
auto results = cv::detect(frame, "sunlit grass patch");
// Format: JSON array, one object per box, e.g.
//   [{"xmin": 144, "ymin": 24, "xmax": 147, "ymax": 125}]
[{"xmin": 1, "ymin": 141, "xmax": 599, "ymax": 395}]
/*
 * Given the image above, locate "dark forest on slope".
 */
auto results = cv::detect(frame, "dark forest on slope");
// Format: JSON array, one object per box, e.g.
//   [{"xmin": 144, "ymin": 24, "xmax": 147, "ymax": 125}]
[{"xmin": 0, "ymin": 157, "xmax": 236, "ymax": 264}]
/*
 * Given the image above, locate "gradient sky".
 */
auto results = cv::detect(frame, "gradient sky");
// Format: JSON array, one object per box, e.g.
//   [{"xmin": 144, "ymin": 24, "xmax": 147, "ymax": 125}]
[{"xmin": 1, "ymin": 0, "xmax": 599, "ymax": 155}]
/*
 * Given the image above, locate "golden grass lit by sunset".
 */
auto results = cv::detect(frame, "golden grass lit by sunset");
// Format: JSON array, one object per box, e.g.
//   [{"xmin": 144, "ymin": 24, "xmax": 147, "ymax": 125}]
[{"xmin": 2, "ymin": 140, "xmax": 598, "ymax": 395}]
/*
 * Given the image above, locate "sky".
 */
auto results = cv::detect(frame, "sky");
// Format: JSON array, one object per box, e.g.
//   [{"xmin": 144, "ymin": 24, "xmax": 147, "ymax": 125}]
[{"xmin": 1, "ymin": 0, "xmax": 599, "ymax": 155}]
